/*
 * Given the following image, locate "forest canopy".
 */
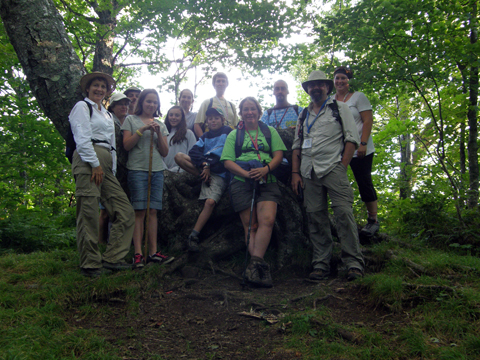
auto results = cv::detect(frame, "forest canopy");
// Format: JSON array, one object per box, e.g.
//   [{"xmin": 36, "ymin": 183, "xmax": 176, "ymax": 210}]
[{"xmin": 0, "ymin": 0, "xmax": 478, "ymax": 251}]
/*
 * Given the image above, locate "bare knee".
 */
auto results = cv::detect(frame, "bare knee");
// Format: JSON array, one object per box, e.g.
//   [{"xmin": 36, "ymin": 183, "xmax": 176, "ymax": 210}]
[
  {"xmin": 148, "ymin": 208, "xmax": 157, "ymax": 218},
  {"xmin": 174, "ymin": 152, "xmax": 188, "ymax": 166},
  {"xmin": 204, "ymin": 198, "xmax": 216, "ymax": 209},
  {"xmin": 259, "ymin": 215, "xmax": 275, "ymax": 229}
]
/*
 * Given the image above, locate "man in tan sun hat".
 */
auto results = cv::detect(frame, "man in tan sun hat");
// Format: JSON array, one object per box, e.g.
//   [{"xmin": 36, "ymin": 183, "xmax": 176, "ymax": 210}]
[{"xmin": 291, "ymin": 70, "xmax": 364, "ymax": 283}]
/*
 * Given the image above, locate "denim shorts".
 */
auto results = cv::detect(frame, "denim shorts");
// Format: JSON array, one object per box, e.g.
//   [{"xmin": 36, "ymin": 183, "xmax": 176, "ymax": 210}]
[{"xmin": 127, "ymin": 170, "xmax": 164, "ymax": 210}]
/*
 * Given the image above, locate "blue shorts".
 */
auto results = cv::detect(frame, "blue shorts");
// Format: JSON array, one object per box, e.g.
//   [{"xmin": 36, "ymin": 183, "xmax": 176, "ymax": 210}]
[{"xmin": 127, "ymin": 170, "xmax": 164, "ymax": 210}]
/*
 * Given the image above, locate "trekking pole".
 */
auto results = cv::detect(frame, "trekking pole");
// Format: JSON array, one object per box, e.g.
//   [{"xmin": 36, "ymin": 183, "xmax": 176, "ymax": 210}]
[
  {"xmin": 242, "ymin": 181, "xmax": 257, "ymax": 286},
  {"xmin": 144, "ymin": 129, "xmax": 154, "ymax": 260}
]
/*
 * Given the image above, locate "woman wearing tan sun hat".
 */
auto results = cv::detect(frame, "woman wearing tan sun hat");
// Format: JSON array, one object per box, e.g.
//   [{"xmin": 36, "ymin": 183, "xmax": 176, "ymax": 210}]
[{"xmin": 69, "ymin": 72, "xmax": 134, "ymax": 277}]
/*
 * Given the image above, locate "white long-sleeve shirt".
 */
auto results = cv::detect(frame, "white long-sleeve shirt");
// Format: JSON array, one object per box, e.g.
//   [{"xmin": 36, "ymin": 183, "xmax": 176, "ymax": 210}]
[{"xmin": 68, "ymin": 98, "xmax": 116, "ymax": 173}]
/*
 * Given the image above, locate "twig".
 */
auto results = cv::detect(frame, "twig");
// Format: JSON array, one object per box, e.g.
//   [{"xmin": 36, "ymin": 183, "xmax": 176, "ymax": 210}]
[{"xmin": 290, "ymin": 292, "xmax": 314, "ymax": 302}]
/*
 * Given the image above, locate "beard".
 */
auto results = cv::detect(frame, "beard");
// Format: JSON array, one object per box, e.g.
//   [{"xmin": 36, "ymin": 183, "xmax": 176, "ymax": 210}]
[{"xmin": 310, "ymin": 90, "xmax": 326, "ymax": 103}]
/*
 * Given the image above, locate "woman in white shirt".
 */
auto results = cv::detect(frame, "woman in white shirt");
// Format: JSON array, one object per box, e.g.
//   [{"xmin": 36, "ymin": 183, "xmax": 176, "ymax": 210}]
[
  {"xmin": 163, "ymin": 105, "xmax": 197, "ymax": 172},
  {"xmin": 69, "ymin": 72, "xmax": 135, "ymax": 277},
  {"xmin": 333, "ymin": 66, "xmax": 379, "ymax": 237}
]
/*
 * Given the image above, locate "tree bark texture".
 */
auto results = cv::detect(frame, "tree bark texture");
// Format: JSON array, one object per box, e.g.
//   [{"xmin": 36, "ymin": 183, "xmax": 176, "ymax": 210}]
[
  {"xmin": 0, "ymin": 0, "xmax": 85, "ymax": 139},
  {"xmin": 467, "ymin": 0, "xmax": 479, "ymax": 209}
]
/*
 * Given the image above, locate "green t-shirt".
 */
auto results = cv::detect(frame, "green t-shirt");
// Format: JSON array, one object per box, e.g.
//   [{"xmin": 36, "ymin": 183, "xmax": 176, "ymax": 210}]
[
  {"xmin": 220, "ymin": 125, "xmax": 287, "ymax": 182},
  {"xmin": 121, "ymin": 115, "xmax": 169, "ymax": 171}
]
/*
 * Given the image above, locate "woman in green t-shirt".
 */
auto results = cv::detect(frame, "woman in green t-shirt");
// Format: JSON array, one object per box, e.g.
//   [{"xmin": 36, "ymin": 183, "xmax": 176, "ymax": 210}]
[{"xmin": 221, "ymin": 97, "xmax": 287, "ymax": 288}]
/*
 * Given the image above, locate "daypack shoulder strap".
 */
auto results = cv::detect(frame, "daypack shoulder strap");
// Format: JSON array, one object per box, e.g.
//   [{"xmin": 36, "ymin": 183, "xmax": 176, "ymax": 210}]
[
  {"xmin": 258, "ymin": 121, "xmax": 272, "ymax": 156},
  {"xmin": 266, "ymin": 108, "xmax": 274, "ymax": 122},
  {"xmin": 328, "ymin": 100, "xmax": 343, "ymax": 132},
  {"xmin": 234, "ymin": 121, "xmax": 273, "ymax": 158},
  {"xmin": 82, "ymin": 100, "xmax": 93, "ymax": 118},
  {"xmin": 297, "ymin": 107, "xmax": 309, "ymax": 146},
  {"xmin": 293, "ymin": 104, "xmax": 299, "ymax": 116},
  {"xmin": 235, "ymin": 121, "xmax": 245, "ymax": 158}
]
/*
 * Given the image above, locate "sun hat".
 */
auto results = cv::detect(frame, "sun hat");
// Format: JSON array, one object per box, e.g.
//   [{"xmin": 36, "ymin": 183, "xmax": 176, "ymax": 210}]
[
  {"xmin": 109, "ymin": 93, "xmax": 131, "ymax": 104},
  {"xmin": 205, "ymin": 107, "xmax": 225, "ymax": 118},
  {"xmin": 80, "ymin": 72, "xmax": 116, "ymax": 94},
  {"xmin": 123, "ymin": 86, "xmax": 142, "ymax": 95},
  {"xmin": 301, "ymin": 70, "xmax": 334, "ymax": 94}
]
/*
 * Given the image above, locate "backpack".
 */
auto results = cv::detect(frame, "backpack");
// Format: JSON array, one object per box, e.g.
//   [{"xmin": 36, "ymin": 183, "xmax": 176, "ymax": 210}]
[
  {"xmin": 200, "ymin": 98, "xmax": 236, "ymax": 131},
  {"xmin": 297, "ymin": 100, "xmax": 343, "ymax": 148},
  {"xmin": 65, "ymin": 101, "xmax": 112, "ymax": 163},
  {"xmin": 266, "ymin": 105, "xmax": 300, "ymax": 128},
  {"xmin": 235, "ymin": 121, "xmax": 290, "ymax": 184}
]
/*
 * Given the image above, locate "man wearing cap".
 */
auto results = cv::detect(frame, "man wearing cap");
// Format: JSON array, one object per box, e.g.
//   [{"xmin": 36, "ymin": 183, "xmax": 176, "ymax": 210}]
[
  {"xmin": 124, "ymin": 86, "xmax": 141, "ymax": 115},
  {"xmin": 175, "ymin": 107, "xmax": 232, "ymax": 252},
  {"xmin": 260, "ymin": 80, "xmax": 303, "ymax": 129},
  {"xmin": 291, "ymin": 70, "xmax": 364, "ymax": 282},
  {"xmin": 194, "ymin": 72, "xmax": 238, "ymax": 138}
]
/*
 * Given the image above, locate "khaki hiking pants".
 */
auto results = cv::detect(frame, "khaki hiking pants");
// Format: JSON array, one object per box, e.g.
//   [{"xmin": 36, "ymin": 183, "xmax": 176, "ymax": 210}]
[
  {"xmin": 303, "ymin": 163, "xmax": 364, "ymax": 272},
  {"xmin": 72, "ymin": 145, "xmax": 134, "ymax": 269}
]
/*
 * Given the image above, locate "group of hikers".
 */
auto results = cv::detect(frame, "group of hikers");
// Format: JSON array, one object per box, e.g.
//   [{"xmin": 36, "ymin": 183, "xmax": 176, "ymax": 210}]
[{"xmin": 69, "ymin": 68, "xmax": 379, "ymax": 288}]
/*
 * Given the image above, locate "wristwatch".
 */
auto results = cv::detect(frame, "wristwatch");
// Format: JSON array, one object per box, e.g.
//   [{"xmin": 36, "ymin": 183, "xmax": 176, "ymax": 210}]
[
  {"xmin": 202, "ymin": 162, "xmax": 210, "ymax": 169},
  {"xmin": 360, "ymin": 141, "xmax": 367, "ymax": 146}
]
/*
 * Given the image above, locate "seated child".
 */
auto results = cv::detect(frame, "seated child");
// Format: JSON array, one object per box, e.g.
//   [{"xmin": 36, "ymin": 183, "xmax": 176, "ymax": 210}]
[
  {"xmin": 163, "ymin": 106, "xmax": 197, "ymax": 172},
  {"xmin": 174, "ymin": 107, "xmax": 232, "ymax": 252}
]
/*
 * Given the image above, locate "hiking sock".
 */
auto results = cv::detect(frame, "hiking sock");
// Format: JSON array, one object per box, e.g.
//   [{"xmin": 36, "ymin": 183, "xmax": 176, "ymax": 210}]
[
  {"xmin": 367, "ymin": 211, "xmax": 377, "ymax": 221},
  {"xmin": 189, "ymin": 230, "xmax": 200, "ymax": 238}
]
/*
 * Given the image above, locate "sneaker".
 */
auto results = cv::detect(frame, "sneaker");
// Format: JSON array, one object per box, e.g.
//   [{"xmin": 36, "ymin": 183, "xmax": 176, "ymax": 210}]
[
  {"xmin": 102, "ymin": 260, "xmax": 132, "ymax": 271},
  {"xmin": 245, "ymin": 260, "xmax": 273, "ymax": 288},
  {"xmin": 186, "ymin": 235, "xmax": 200, "ymax": 253},
  {"xmin": 133, "ymin": 253, "xmax": 145, "ymax": 269},
  {"xmin": 147, "ymin": 251, "xmax": 175, "ymax": 265},
  {"xmin": 81, "ymin": 267, "xmax": 111, "ymax": 277},
  {"xmin": 347, "ymin": 268, "xmax": 363, "ymax": 281},
  {"xmin": 360, "ymin": 218, "xmax": 380, "ymax": 237},
  {"xmin": 309, "ymin": 268, "xmax": 330, "ymax": 280}
]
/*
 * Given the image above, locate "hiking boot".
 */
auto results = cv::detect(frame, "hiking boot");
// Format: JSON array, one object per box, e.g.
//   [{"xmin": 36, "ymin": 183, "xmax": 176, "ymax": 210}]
[
  {"xmin": 80, "ymin": 267, "xmax": 111, "ymax": 277},
  {"xmin": 256, "ymin": 262, "xmax": 273, "ymax": 288},
  {"xmin": 347, "ymin": 268, "xmax": 363, "ymax": 281},
  {"xmin": 102, "ymin": 260, "xmax": 132, "ymax": 271},
  {"xmin": 147, "ymin": 251, "xmax": 175, "ymax": 265},
  {"xmin": 309, "ymin": 268, "xmax": 330, "ymax": 280},
  {"xmin": 245, "ymin": 260, "xmax": 273, "ymax": 288},
  {"xmin": 133, "ymin": 253, "xmax": 145, "ymax": 269},
  {"xmin": 360, "ymin": 218, "xmax": 380, "ymax": 237},
  {"xmin": 186, "ymin": 235, "xmax": 200, "ymax": 253}
]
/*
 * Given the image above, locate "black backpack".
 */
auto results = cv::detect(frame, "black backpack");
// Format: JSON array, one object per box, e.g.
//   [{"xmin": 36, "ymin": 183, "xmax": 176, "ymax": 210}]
[
  {"xmin": 297, "ymin": 100, "xmax": 343, "ymax": 148},
  {"xmin": 65, "ymin": 101, "xmax": 112, "ymax": 163},
  {"xmin": 235, "ymin": 121, "xmax": 290, "ymax": 184}
]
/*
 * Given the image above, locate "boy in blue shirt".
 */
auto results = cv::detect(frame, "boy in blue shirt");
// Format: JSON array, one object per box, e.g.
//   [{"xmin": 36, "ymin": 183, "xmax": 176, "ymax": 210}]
[{"xmin": 175, "ymin": 107, "xmax": 232, "ymax": 252}]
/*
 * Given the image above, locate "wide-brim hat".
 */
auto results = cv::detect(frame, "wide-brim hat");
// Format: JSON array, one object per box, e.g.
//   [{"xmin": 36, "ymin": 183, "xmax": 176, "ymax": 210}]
[
  {"xmin": 301, "ymin": 70, "xmax": 334, "ymax": 94},
  {"xmin": 109, "ymin": 93, "xmax": 131, "ymax": 104},
  {"xmin": 80, "ymin": 72, "xmax": 116, "ymax": 94},
  {"xmin": 123, "ymin": 86, "xmax": 142, "ymax": 95},
  {"xmin": 205, "ymin": 107, "xmax": 225, "ymax": 118}
]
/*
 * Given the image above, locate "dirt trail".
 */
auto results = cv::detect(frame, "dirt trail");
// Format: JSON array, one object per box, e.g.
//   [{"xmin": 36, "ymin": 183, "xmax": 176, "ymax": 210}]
[{"xmin": 70, "ymin": 268, "xmax": 408, "ymax": 360}]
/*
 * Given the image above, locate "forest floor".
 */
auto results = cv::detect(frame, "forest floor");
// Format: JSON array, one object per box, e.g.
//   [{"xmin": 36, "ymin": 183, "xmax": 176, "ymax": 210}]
[
  {"xmin": 1, "ymin": 240, "xmax": 480, "ymax": 360},
  {"xmin": 70, "ymin": 265, "xmax": 401, "ymax": 360}
]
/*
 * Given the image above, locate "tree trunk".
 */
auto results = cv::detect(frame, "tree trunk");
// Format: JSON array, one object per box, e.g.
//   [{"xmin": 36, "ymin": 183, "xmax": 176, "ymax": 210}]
[
  {"xmin": 92, "ymin": 7, "xmax": 116, "ymax": 75},
  {"xmin": 0, "ymin": 0, "xmax": 85, "ymax": 139},
  {"xmin": 467, "ymin": 0, "xmax": 479, "ymax": 209}
]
